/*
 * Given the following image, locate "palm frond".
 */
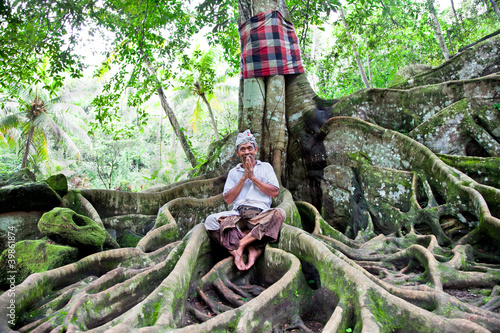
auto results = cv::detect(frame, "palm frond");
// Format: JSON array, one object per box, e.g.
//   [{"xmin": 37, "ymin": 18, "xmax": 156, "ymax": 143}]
[
  {"xmin": 207, "ymin": 93, "xmax": 223, "ymax": 112},
  {"xmin": 32, "ymin": 130, "xmax": 50, "ymax": 163},
  {"xmin": 1, "ymin": 101, "xmax": 23, "ymax": 115},
  {"xmin": 34, "ymin": 111, "xmax": 59, "ymax": 139},
  {"xmin": 48, "ymin": 103, "xmax": 91, "ymax": 145},
  {"xmin": 198, "ymin": 49, "xmax": 216, "ymax": 73},
  {"xmin": 0, "ymin": 114, "xmax": 23, "ymax": 130},
  {"xmin": 40, "ymin": 113, "xmax": 82, "ymax": 161},
  {"xmin": 50, "ymin": 90, "xmax": 94, "ymax": 105},
  {"xmin": 214, "ymin": 78, "xmax": 240, "ymax": 95},
  {"xmin": 189, "ymin": 98, "xmax": 204, "ymax": 132},
  {"xmin": 51, "ymin": 112, "xmax": 91, "ymax": 146},
  {"xmin": 171, "ymin": 88, "xmax": 194, "ymax": 105},
  {"xmin": 48, "ymin": 102, "xmax": 87, "ymax": 117},
  {"xmin": 0, "ymin": 128, "xmax": 20, "ymax": 150},
  {"xmin": 0, "ymin": 132, "xmax": 7, "ymax": 146}
]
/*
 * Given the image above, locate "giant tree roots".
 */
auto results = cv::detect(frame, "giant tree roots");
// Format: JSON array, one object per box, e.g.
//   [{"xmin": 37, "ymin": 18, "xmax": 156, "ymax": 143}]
[
  {"xmin": 1, "ymin": 76, "xmax": 500, "ymax": 332},
  {"xmin": 1, "ymin": 128, "xmax": 499, "ymax": 331}
]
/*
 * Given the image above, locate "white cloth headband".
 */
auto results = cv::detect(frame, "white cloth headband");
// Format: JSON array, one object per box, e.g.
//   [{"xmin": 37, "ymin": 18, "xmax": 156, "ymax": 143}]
[{"xmin": 236, "ymin": 129, "xmax": 257, "ymax": 148}]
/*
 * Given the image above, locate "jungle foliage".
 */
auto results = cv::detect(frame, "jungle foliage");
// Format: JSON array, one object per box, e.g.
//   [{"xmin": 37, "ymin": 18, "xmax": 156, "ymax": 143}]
[{"xmin": 0, "ymin": 0, "xmax": 498, "ymax": 188}]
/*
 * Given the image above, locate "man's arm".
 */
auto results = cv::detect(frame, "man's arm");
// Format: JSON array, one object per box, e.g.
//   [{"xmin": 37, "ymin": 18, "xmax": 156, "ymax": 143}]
[
  {"xmin": 224, "ymin": 175, "xmax": 247, "ymax": 205},
  {"xmin": 248, "ymin": 173, "xmax": 279, "ymax": 198}
]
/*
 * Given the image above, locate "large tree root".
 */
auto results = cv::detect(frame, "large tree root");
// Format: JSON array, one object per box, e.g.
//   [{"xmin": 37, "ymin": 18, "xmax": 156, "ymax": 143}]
[
  {"xmin": 277, "ymin": 225, "xmax": 500, "ymax": 332},
  {"xmin": 321, "ymin": 116, "xmax": 500, "ymax": 244},
  {"xmin": 2, "ymin": 115, "xmax": 500, "ymax": 331}
]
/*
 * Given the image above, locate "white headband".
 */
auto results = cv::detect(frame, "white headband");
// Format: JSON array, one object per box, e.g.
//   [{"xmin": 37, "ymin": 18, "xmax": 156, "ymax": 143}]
[{"xmin": 236, "ymin": 129, "xmax": 257, "ymax": 148}]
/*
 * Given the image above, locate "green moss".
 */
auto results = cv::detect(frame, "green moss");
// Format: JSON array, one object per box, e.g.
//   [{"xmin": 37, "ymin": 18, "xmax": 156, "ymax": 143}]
[
  {"xmin": 117, "ymin": 230, "xmax": 143, "ymax": 248},
  {"xmin": 44, "ymin": 174, "xmax": 68, "ymax": 198},
  {"xmin": 141, "ymin": 297, "xmax": 164, "ymax": 327},
  {"xmin": 347, "ymin": 151, "xmax": 373, "ymax": 165},
  {"xmin": 0, "ymin": 240, "xmax": 78, "ymax": 287},
  {"xmin": 368, "ymin": 289, "xmax": 403, "ymax": 332},
  {"xmin": 38, "ymin": 207, "xmax": 107, "ymax": 250},
  {"xmin": 438, "ymin": 155, "xmax": 500, "ymax": 188}
]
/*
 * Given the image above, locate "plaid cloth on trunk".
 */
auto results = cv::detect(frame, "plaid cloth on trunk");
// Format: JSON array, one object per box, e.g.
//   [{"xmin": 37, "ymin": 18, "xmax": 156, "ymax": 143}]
[{"xmin": 239, "ymin": 10, "xmax": 305, "ymax": 79}]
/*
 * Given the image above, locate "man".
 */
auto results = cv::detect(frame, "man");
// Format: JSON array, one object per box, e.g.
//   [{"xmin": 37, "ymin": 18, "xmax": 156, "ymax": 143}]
[{"xmin": 204, "ymin": 130, "xmax": 286, "ymax": 270}]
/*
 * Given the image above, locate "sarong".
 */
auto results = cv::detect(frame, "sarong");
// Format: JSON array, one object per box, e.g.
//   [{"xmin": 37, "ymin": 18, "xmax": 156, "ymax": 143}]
[
  {"xmin": 215, "ymin": 208, "xmax": 285, "ymax": 251},
  {"xmin": 239, "ymin": 10, "xmax": 305, "ymax": 79}
]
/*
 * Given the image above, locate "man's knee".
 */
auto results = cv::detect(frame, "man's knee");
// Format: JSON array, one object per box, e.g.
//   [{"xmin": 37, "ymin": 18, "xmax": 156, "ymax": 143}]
[
  {"xmin": 204, "ymin": 214, "xmax": 220, "ymax": 231},
  {"xmin": 275, "ymin": 209, "xmax": 286, "ymax": 222}
]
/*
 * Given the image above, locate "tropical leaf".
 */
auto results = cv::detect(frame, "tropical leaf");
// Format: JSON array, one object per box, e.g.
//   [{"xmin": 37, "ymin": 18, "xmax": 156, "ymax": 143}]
[
  {"xmin": 207, "ymin": 93, "xmax": 223, "ymax": 112},
  {"xmin": 32, "ymin": 130, "xmax": 50, "ymax": 163},
  {"xmin": 189, "ymin": 97, "xmax": 204, "ymax": 132},
  {"xmin": 51, "ymin": 90, "xmax": 95, "ymax": 106},
  {"xmin": 0, "ymin": 114, "xmax": 22, "ymax": 130}
]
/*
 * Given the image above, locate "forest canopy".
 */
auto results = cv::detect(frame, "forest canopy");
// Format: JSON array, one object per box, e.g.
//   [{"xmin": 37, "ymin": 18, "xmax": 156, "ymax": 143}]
[{"xmin": 0, "ymin": 0, "xmax": 498, "ymax": 188}]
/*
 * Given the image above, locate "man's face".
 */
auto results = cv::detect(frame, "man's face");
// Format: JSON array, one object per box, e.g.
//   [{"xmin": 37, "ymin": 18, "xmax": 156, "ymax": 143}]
[{"xmin": 236, "ymin": 142, "xmax": 257, "ymax": 163}]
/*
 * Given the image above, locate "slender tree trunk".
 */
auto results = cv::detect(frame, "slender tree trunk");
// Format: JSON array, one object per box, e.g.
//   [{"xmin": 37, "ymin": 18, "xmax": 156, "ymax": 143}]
[
  {"xmin": 339, "ymin": 5, "xmax": 371, "ymax": 89},
  {"xmin": 427, "ymin": 0, "xmax": 451, "ymax": 61},
  {"xmin": 159, "ymin": 115, "xmax": 162, "ymax": 163},
  {"xmin": 144, "ymin": 60, "xmax": 198, "ymax": 168},
  {"xmin": 490, "ymin": 0, "xmax": 500, "ymax": 18},
  {"xmin": 447, "ymin": 30, "xmax": 455, "ymax": 56},
  {"xmin": 95, "ymin": 158, "xmax": 109, "ymax": 190},
  {"xmin": 21, "ymin": 116, "xmax": 35, "ymax": 169},
  {"xmin": 367, "ymin": 55, "xmax": 373, "ymax": 86},
  {"xmin": 200, "ymin": 93, "xmax": 220, "ymax": 140},
  {"xmin": 450, "ymin": 0, "xmax": 462, "ymax": 25}
]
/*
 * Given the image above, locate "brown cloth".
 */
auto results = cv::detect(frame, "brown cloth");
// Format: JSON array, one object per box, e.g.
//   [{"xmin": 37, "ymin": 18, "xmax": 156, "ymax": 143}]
[{"xmin": 212, "ymin": 208, "xmax": 285, "ymax": 251}]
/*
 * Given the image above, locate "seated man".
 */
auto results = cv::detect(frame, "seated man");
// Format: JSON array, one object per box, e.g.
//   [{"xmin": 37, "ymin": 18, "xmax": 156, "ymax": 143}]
[{"xmin": 204, "ymin": 129, "xmax": 286, "ymax": 270}]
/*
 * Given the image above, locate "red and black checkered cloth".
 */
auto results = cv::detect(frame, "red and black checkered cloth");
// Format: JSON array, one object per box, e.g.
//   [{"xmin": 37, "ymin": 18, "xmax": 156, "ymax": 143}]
[{"xmin": 239, "ymin": 10, "xmax": 305, "ymax": 79}]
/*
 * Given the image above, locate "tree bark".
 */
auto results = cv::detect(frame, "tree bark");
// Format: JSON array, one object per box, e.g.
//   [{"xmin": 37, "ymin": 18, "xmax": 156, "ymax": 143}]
[
  {"xmin": 21, "ymin": 116, "xmax": 35, "ymax": 169},
  {"xmin": 450, "ymin": 0, "xmax": 462, "ymax": 26},
  {"xmin": 339, "ymin": 5, "xmax": 371, "ymax": 89},
  {"xmin": 144, "ymin": 60, "xmax": 198, "ymax": 168},
  {"xmin": 490, "ymin": 0, "xmax": 500, "ymax": 19},
  {"xmin": 238, "ymin": 0, "xmax": 290, "ymax": 179},
  {"xmin": 367, "ymin": 55, "xmax": 373, "ymax": 86},
  {"xmin": 427, "ymin": 0, "xmax": 451, "ymax": 61},
  {"xmin": 447, "ymin": 29, "xmax": 455, "ymax": 56}
]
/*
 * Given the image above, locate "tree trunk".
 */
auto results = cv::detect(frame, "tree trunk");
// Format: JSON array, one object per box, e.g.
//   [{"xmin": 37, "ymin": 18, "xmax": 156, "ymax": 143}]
[
  {"xmin": 450, "ymin": 0, "xmax": 462, "ymax": 25},
  {"xmin": 238, "ymin": 0, "xmax": 289, "ymax": 180},
  {"xmin": 447, "ymin": 29, "xmax": 455, "ymax": 56},
  {"xmin": 427, "ymin": 0, "xmax": 451, "ymax": 61},
  {"xmin": 21, "ymin": 116, "xmax": 35, "ymax": 169},
  {"xmin": 200, "ymin": 93, "xmax": 220, "ymax": 140},
  {"xmin": 144, "ymin": 60, "xmax": 198, "ymax": 168},
  {"xmin": 367, "ymin": 55, "xmax": 373, "ymax": 86},
  {"xmin": 339, "ymin": 5, "xmax": 371, "ymax": 89},
  {"xmin": 490, "ymin": 0, "xmax": 500, "ymax": 18},
  {"xmin": 159, "ymin": 115, "xmax": 162, "ymax": 163}
]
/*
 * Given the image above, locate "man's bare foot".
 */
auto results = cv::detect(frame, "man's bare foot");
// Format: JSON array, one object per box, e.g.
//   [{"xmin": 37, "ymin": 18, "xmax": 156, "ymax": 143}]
[
  {"xmin": 230, "ymin": 247, "xmax": 246, "ymax": 270},
  {"xmin": 244, "ymin": 246, "xmax": 262, "ymax": 270}
]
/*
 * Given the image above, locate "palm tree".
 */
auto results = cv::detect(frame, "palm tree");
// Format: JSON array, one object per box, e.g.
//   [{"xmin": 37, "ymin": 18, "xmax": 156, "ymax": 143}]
[
  {"xmin": 0, "ymin": 84, "xmax": 91, "ymax": 171},
  {"xmin": 175, "ymin": 48, "xmax": 224, "ymax": 140}
]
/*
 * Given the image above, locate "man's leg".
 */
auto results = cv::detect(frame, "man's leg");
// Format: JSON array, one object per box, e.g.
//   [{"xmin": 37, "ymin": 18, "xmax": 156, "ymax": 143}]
[
  {"xmin": 245, "ymin": 246, "xmax": 263, "ymax": 270},
  {"xmin": 237, "ymin": 208, "xmax": 286, "ymax": 270},
  {"xmin": 231, "ymin": 231, "xmax": 260, "ymax": 270},
  {"xmin": 205, "ymin": 212, "xmax": 248, "ymax": 269}
]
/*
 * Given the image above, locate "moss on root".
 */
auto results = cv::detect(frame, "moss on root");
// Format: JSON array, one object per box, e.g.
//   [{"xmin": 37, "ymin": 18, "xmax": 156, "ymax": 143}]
[{"xmin": 0, "ymin": 240, "xmax": 78, "ymax": 287}]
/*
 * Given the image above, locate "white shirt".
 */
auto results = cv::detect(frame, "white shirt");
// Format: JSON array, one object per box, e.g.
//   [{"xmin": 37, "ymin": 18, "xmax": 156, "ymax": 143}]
[{"xmin": 223, "ymin": 160, "xmax": 280, "ymax": 211}]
